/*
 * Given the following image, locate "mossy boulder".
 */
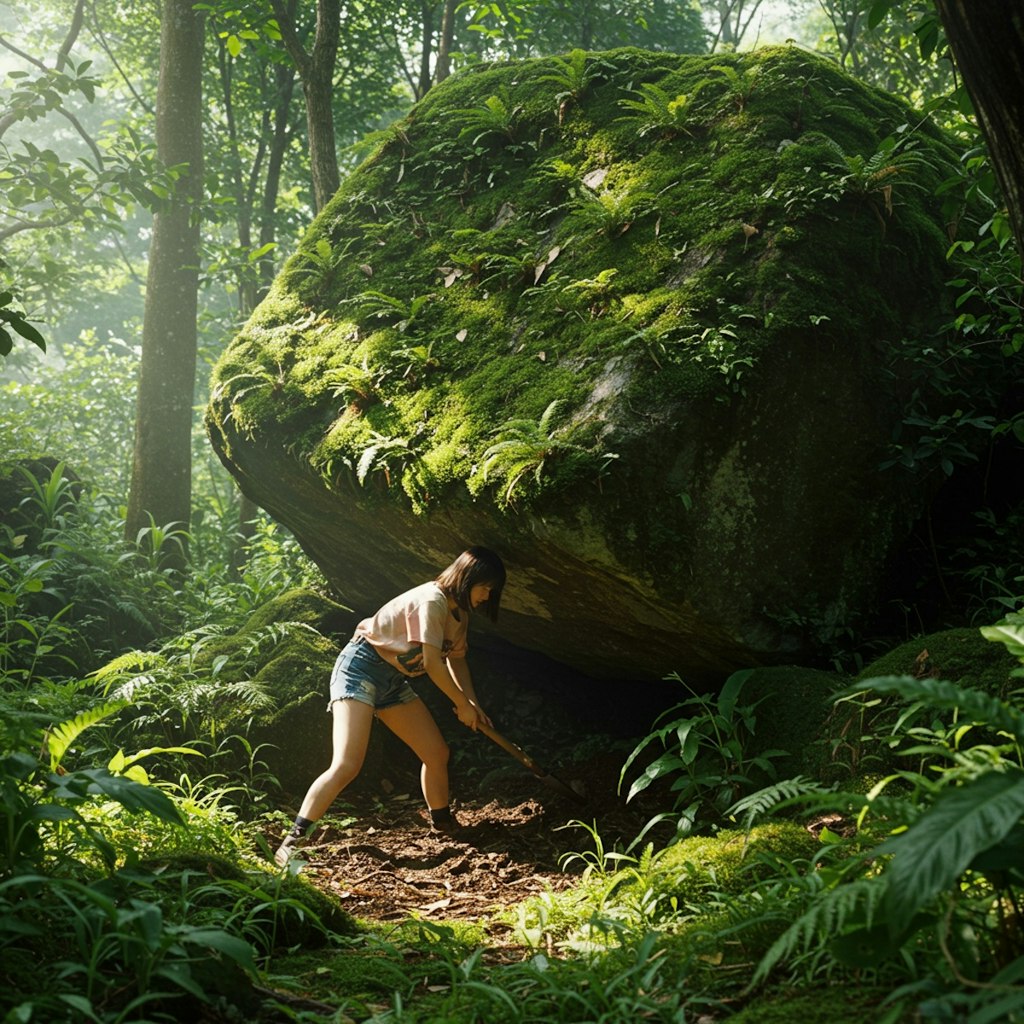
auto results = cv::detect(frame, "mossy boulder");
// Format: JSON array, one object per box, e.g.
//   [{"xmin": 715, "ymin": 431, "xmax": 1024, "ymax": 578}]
[
  {"xmin": 816, "ymin": 627, "xmax": 1021, "ymax": 779},
  {"xmin": 855, "ymin": 626, "xmax": 1018, "ymax": 695},
  {"xmin": 208, "ymin": 45, "xmax": 967, "ymax": 681},
  {"xmin": 742, "ymin": 665, "xmax": 848, "ymax": 778}
]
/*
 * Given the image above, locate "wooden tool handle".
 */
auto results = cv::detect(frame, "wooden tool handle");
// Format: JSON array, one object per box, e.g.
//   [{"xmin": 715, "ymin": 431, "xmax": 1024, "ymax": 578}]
[{"xmin": 477, "ymin": 722, "xmax": 545, "ymax": 777}]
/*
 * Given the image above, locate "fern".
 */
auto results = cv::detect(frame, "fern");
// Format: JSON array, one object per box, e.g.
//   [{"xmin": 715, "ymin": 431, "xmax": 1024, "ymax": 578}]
[
  {"xmin": 847, "ymin": 674, "xmax": 1024, "ymax": 744},
  {"xmin": 453, "ymin": 90, "xmax": 522, "ymax": 144},
  {"xmin": 727, "ymin": 776, "xmax": 828, "ymax": 832},
  {"xmin": 617, "ymin": 83, "xmax": 694, "ymax": 138},
  {"xmin": 478, "ymin": 399, "xmax": 569, "ymax": 504},
  {"xmin": 47, "ymin": 700, "xmax": 127, "ymax": 770},
  {"xmin": 874, "ymin": 767, "xmax": 1024, "ymax": 933},
  {"xmin": 90, "ymin": 650, "xmax": 163, "ymax": 687},
  {"xmin": 753, "ymin": 876, "xmax": 882, "ymax": 984}
]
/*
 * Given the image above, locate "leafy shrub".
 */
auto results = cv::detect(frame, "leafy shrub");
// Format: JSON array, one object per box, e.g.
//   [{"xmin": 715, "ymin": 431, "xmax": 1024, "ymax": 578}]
[{"xmin": 620, "ymin": 670, "xmax": 790, "ymax": 835}]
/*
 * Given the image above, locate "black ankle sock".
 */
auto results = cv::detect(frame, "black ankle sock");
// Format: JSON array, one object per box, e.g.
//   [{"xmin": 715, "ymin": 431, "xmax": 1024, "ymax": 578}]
[
  {"xmin": 429, "ymin": 806, "xmax": 453, "ymax": 825},
  {"xmin": 288, "ymin": 815, "xmax": 315, "ymax": 840}
]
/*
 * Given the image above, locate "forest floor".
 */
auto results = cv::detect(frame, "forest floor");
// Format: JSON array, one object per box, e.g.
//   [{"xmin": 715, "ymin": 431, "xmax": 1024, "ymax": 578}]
[
  {"xmin": 268, "ymin": 746, "xmax": 660, "ymax": 931},
  {"xmin": 267, "ymin": 637, "xmax": 687, "ymax": 929}
]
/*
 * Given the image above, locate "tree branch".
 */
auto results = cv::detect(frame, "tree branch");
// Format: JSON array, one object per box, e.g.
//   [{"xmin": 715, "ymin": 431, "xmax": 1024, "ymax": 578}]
[
  {"xmin": 86, "ymin": 0, "xmax": 155, "ymax": 116},
  {"xmin": 56, "ymin": 0, "xmax": 87, "ymax": 71}
]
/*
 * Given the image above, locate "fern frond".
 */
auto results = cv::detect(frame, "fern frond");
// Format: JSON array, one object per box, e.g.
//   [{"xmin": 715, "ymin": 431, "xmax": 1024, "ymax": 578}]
[
  {"xmin": 847, "ymin": 674, "xmax": 1024, "ymax": 744},
  {"xmin": 753, "ymin": 876, "xmax": 881, "ymax": 985},
  {"xmin": 47, "ymin": 700, "xmax": 127, "ymax": 769},
  {"xmin": 727, "ymin": 776, "xmax": 828, "ymax": 831},
  {"xmin": 90, "ymin": 650, "xmax": 163, "ymax": 684}
]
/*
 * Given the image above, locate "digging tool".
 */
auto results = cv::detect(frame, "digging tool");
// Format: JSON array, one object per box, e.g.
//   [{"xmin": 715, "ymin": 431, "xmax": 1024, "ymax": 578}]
[{"xmin": 477, "ymin": 722, "xmax": 586, "ymax": 803}]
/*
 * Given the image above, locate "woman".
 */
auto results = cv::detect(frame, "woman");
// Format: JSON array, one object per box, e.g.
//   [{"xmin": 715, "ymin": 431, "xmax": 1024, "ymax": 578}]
[{"xmin": 274, "ymin": 546, "xmax": 506, "ymax": 866}]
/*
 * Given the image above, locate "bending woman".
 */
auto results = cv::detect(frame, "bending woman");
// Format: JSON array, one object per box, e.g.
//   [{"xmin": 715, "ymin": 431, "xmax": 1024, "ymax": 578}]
[{"xmin": 274, "ymin": 546, "xmax": 505, "ymax": 866}]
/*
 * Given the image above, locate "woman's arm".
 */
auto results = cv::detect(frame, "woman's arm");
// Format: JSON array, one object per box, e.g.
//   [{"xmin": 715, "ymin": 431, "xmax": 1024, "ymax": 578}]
[
  {"xmin": 420, "ymin": 644, "xmax": 489, "ymax": 729},
  {"xmin": 446, "ymin": 655, "xmax": 493, "ymax": 729}
]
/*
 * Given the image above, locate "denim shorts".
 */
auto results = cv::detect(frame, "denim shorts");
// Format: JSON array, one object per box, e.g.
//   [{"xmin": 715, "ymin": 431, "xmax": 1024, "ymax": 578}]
[{"xmin": 328, "ymin": 637, "xmax": 419, "ymax": 711}]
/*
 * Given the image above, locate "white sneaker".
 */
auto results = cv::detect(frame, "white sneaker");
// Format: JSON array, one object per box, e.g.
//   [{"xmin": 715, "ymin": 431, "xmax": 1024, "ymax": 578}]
[{"xmin": 273, "ymin": 835, "xmax": 300, "ymax": 867}]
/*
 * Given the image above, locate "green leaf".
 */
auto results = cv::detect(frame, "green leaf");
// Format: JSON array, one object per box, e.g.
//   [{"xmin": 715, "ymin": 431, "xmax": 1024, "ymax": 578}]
[
  {"xmin": 877, "ymin": 768, "xmax": 1024, "ymax": 932},
  {"xmin": 844, "ymin": 675, "xmax": 1024, "ymax": 744},
  {"xmin": 717, "ymin": 668, "xmax": 751, "ymax": 720},
  {"xmin": 180, "ymin": 929, "xmax": 256, "ymax": 971},
  {"xmin": 980, "ymin": 621, "xmax": 1024, "ymax": 660},
  {"xmin": 49, "ymin": 767, "xmax": 184, "ymax": 824}
]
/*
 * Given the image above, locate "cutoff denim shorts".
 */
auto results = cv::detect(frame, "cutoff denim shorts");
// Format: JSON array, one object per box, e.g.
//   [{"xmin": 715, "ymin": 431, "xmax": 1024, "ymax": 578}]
[{"xmin": 327, "ymin": 637, "xmax": 419, "ymax": 711}]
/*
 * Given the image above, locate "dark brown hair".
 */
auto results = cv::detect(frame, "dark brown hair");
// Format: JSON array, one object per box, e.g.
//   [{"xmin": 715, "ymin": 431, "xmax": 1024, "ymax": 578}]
[{"xmin": 436, "ymin": 546, "xmax": 506, "ymax": 622}]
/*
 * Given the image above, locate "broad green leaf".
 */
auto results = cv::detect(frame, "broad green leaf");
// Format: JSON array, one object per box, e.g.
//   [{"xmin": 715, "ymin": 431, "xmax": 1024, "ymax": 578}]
[
  {"xmin": 49, "ymin": 768, "xmax": 184, "ymax": 824},
  {"xmin": 180, "ymin": 929, "xmax": 256, "ymax": 970},
  {"xmin": 877, "ymin": 768, "xmax": 1024, "ymax": 931},
  {"xmin": 717, "ymin": 668, "xmax": 752, "ymax": 720},
  {"xmin": 980, "ymin": 622, "xmax": 1024, "ymax": 659}
]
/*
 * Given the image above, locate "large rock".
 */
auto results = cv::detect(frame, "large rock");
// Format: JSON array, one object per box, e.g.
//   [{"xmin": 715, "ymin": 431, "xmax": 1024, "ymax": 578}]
[{"xmin": 208, "ymin": 46, "xmax": 964, "ymax": 681}]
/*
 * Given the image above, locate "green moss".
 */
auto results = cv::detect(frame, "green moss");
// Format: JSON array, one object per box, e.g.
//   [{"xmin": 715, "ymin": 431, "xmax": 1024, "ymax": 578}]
[
  {"xmin": 225, "ymin": 587, "xmax": 351, "ymax": 639},
  {"xmin": 649, "ymin": 822, "xmax": 819, "ymax": 905},
  {"xmin": 209, "ymin": 45, "xmax": 959, "ymax": 520},
  {"xmin": 727, "ymin": 988, "xmax": 913, "ymax": 1023},
  {"xmin": 856, "ymin": 627, "xmax": 1018, "ymax": 696},
  {"xmin": 741, "ymin": 665, "xmax": 848, "ymax": 777}
]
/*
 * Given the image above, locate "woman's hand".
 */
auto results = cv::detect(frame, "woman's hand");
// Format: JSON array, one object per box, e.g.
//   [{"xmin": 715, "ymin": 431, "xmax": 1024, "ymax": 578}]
[{"xmin": 455, "ymin": 700, "xmax": 491, "ymax": 730}]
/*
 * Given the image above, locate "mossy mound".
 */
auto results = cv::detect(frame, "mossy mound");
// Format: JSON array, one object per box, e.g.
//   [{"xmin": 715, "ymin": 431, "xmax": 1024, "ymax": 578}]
[
  {"xmin": 209, "ymin": 45, "xmax": 967, "ymax": 681},
  {"xmin": 135, "ymin": 852, "xmax": 358, "ymax": 951},
  {"xmin": 191, "ymin": 588, "xmax": 355, "ymax": 795},
  {"xmin": 742, "ymin": 665, "xmax": 848, "ymax": 778},
  {"xmin": 856, "ymin": 626, "xmax": 1018, "ymax": 696},
  {"xmin": 642, "ymin": 822, "xmax": 819, "ymax": 906},
  {"xmin": 728, "ymin": 987, "xmax": 913, "ymax": 1023}
]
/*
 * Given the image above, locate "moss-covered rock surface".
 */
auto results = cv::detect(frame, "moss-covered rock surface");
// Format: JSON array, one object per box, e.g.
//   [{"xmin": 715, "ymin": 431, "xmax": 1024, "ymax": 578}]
[{"xmin": 208, "ymin": 45, "xmax": 964, "ymax": 680}]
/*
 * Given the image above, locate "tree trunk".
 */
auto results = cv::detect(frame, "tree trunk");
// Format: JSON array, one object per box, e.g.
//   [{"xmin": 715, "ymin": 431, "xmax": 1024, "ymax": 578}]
[
  {"xmin": 270, "ymin": 0, "xmax": 340, "ymax": 213},
  {"xmin": 417, "ymin": 0, "xmax": 434, "ymax": 99},
  {"xmin": 259, "ymin": 65, "xmax": 297, "ymax": 299},
  {"xmin": 125, "ymin": 0, "xmax": 204, "ymax": 567},
  {"xmin": 934, "ymin": 0, "xmax": 1024, "ymax": 255},
  {"xmin": 434, "ymin": 0, "xmax": 456, "ymax": 84}
]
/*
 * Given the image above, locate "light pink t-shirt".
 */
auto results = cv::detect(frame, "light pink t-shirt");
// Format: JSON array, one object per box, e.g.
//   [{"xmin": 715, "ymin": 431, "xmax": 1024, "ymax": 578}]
[{"xmin": 354, "ymin": 581, "xmax": 468, "ymax": 676}]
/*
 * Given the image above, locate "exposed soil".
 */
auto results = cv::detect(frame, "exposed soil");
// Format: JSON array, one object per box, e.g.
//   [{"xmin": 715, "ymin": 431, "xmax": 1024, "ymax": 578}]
[
  {"xmin": 269, "ymin": 637, "xmax": 691, "ymax": 927},
  {"xmin": 274, "ymin": 748, "xmax": 662, "ymax": 929}
]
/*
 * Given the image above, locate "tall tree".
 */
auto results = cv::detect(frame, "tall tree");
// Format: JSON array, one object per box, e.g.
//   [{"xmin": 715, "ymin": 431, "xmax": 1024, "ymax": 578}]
[
  {"xmin": 932, "ymin": 0, "xmax": 1024, "ymax": 255},
  {"xmin": 269, "ymin": 0, "xmax": 340, "ymax": 213},
  {"xmin": 125, "ymin": 0, "xmax": 205, "ymax": 561}
]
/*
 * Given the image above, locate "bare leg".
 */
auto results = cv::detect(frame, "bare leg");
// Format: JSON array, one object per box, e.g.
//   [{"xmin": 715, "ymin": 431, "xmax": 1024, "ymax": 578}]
[
  {"xmin": 296, "ymin": 699, "xmax": 376, "ymax": 821},
  {"xmin": 377, "ymin": 698, "xmax": 450, "ymax": 810}
]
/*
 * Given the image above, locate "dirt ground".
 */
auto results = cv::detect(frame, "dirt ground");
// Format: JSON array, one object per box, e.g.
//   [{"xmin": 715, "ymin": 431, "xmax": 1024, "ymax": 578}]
[
  {"xmin": 276, "ymin": 746, "xmax": 662, "ymax": 929},
  {"xmin": 269, "ymin": 637, "xmax": 691, "ymax": 927}
]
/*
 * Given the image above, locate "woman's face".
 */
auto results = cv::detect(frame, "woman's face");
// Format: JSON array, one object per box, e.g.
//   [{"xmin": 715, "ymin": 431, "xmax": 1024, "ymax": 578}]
[{"xmin": 469, "ymin": 582, "xmax": 494, "ymax": 608}]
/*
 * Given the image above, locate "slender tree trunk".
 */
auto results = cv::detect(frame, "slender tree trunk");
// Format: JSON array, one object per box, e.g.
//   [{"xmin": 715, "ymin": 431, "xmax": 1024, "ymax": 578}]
[
  {"xmin": 125, "ymin": 0, "xmax": 205, "ymax": 567},
  {"xmin": 258, "ymin": 64, "xmax": 297, "ymax": 298},
  {"xmin": 434, "ymin": 0, "xmax": 456, "ymax": 84},
  {"xmin": 271, "ymin": 0, "xmax": 340, "ymax": 213},
  {"xmin": 417, "ymin": 0, "xmax": 434, "ymax": 99},
  {"xmin": 934, "ymin": 0, "xmax": 1024, "ymax": 256}
]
